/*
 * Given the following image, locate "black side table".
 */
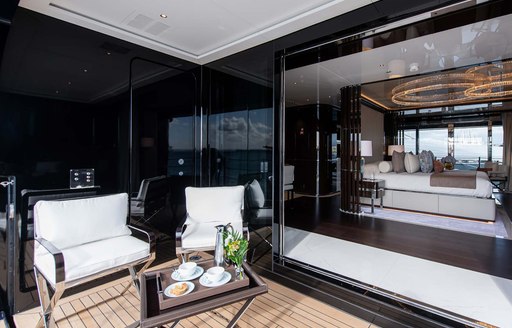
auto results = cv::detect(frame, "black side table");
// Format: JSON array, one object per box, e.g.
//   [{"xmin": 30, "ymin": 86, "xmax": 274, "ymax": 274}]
[{"xmin": 360, "ymin": 179, "xmax": 385, "ymax": 213}]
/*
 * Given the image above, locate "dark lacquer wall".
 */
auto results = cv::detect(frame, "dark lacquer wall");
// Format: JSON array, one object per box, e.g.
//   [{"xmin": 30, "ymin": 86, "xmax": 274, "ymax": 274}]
[{"xmin": 0, "ymin": 91, "xmax": 124, "ymax": 193}]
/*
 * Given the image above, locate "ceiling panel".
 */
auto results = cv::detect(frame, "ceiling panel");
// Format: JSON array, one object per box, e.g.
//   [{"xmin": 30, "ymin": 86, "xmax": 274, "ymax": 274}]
[
  {"xmin": 18, "ymin": 0, "xmax": 375, "ymax": 64},
  {"xmin": 285, "ymin": 12, "xmax": 512, "ymax": 108}
]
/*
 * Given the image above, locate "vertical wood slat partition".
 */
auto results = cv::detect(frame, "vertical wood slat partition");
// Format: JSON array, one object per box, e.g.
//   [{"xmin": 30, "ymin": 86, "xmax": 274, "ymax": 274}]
[{"xmin": 339, "ymin": 85, "xmax": 362, "ymax": 214}]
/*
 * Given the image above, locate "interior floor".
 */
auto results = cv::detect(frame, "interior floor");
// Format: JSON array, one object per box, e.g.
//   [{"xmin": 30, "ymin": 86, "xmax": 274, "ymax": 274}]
[
  {"xmin": 282, "ymin": 227, "xmax": 512, "ymax": 328},
  {"xmin": 284, "ymin": 195, "xmax": 512, "ymax": 280}
]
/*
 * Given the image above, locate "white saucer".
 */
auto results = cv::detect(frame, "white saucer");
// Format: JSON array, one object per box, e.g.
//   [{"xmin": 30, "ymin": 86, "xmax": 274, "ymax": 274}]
[
  {"xmin": 164, "ymin": 281, "xmax": 194, "ymax": 298},
  {"xmin": 171, "ymin": 266, "xmax": 204, "ymax": 281},
  {"xmin": 199, "ymin": 272, "xmax": 232, "ymax": 287}
]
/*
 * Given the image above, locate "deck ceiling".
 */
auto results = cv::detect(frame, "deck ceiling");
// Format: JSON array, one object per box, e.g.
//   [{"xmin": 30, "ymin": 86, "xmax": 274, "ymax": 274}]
[{"xmin": 19, "ymin": 0, "xmax": 375, "ymax": 65}]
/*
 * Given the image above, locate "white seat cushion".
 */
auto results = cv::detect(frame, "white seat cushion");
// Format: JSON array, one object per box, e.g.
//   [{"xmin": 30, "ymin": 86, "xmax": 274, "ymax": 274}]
[
  {"xmin": 35, "ymin": 235, "xmax": 149, "ymax": 285},
  {"xmin": 35, "ymin": 193, "xmax": 131, "ymax": 250},
  {"xmin": 182, "ymin": 221, "xmax": 243, "ymax": 250}
]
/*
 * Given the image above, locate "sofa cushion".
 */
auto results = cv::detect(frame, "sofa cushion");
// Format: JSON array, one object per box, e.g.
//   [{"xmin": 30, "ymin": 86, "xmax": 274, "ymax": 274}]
[
  {"xmin": 404, "ymin": 153, "xmax": 420, "ymax": 173},
  {"xmin": 419, "ymin": 150, "xmax": 435, "ymax": 173},
  {"xmin": 378, "ymin": 161, "xmax": 393, "ymax": 173},
  {"xmin": 246, "ymin": 179, "xmax": 265, "ymax": 208},
  {"xmin": 34, "ymin": 193, "xmax": 131, "ymax": 250},
  {"xmin": 392, "ymin": 151, "xmax": 406, "ymax": 173},
  {"xmin": 434, "ymin": 160, "xmax": 444, "ymax": 173},
  {"xmin": 34, "ymin": 235, "xmax": 149, "ymax": 285}
]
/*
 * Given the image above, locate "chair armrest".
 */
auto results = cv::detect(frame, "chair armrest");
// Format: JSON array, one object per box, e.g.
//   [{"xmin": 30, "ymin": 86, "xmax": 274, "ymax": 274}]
[
  {"xmin": 130, "ymin": 198, "xmax": 144, "ymax": 208},
  {"xmin": 34, "ymin": 237, "xmax": 65, "ymax": 284},
  {"xmin": 175, "ymin": 223, "xmax": 187, "ymax": 251},
  {"xmin": 128, "ymin": 225, "xmax": 156, "ymax": 254}
]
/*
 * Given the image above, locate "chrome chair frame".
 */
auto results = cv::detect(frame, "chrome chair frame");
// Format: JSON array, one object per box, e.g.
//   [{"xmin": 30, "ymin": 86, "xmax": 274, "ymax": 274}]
[{"xmin": 34, "ymin": 225, "xmax": 155, "ymax": 328}]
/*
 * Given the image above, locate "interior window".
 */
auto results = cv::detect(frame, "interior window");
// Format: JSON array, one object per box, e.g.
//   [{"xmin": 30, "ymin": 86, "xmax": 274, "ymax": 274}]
[
  {"xmin": 419, "ymin": 128, "xmax": 448, "ymax": 159},
  {"xmin": 492, "ymin": 125, "xmax": 504, "ymax": 163},
  {"xmin": 453, "ymin": 126, "xmax": 488, "ymax": 168},
  {"xmin": 403, "ymin": 129, "xmax": 417, "ymax": 153}
]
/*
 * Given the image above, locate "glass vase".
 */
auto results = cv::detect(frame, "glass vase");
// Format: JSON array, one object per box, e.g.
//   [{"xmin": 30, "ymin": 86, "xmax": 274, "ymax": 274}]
[{"xmin": 234, "ymin": 263, "xmax": 244, "ymax": 280}]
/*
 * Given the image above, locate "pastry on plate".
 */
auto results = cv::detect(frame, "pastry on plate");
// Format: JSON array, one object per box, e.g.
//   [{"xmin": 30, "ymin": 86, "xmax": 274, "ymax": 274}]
[{"xmin": 171, "ymin": 282, "xmax": 188, "ymax": 296}]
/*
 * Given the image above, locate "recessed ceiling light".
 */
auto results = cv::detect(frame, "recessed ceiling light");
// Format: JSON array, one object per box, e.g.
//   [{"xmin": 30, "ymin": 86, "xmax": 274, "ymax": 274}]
[
  {"xmin": 160, "ymin": 14, "xmax": 167, "ymax": 18},
  {"xmin": 55, "ymin": 90, "xmax": 59, "ymax": 94},
  {"xmin": 68, "ymin": 81, "xmax": 72, "ymax": 85},
  {"xmin": 106, "ymin": 51, "xmax": 111, "ymax": 55},
  {"xmin": 83, "ymin": 69, "xmax": 88, "ymax": 73}
]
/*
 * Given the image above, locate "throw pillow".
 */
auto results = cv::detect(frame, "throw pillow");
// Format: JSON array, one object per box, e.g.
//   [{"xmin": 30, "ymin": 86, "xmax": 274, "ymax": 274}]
[
  {"xmin": 419, "ymin": 150, "xmax": 434, "ymax": 173},
  {"xmin": 247, "ymin": 179, "xmax": 265, "ymax": 208},
  {"xmin": 378, "ymin": 161, "xmax": 393, "ymax": 173},
  {"xmin": 433, "ymin": 160, "xmax": 444, "ymax": 173},
  {"xmin": 404, "ymin": 153, "xmax": 420, "ymax": 173},
  {"xmin": 392, "ymin": 151, "xmax": 406, "ymax": 173}
]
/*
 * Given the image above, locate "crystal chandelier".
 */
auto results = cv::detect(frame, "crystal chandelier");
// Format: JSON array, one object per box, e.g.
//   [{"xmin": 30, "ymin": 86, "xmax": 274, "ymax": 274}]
[{"xmin": 390, "ymin": 60, "xmax": 512, "ymax": 107}]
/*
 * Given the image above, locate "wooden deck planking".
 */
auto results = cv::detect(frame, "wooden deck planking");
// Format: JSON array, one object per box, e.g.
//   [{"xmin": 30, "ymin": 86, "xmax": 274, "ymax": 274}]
[
  {"xmin": 267, "ymin": 280, "xmax": 372, "ymax": 328},
  {"xmin": 14, "ymin": 257, "xmax": 376, "ymax": 328}
]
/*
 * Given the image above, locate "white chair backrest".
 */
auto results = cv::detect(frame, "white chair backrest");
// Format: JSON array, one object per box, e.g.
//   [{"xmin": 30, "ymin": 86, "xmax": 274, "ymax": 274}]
[
  {"xmin": 284, "ymin": 165, "xmax": 294, "ymax": 184},
  {"xmin": 185, "ymin": 186, "xmax": 244, "ymax": 224},
  {"xmin": 34, "ymin": 193, "xmax": 131, "ymax": 250}
]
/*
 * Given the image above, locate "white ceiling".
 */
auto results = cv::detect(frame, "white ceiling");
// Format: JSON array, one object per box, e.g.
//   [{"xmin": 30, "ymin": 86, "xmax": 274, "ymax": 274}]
[
  {"xmin": 285, "ymin": 11, "xmax": 512, "ymax": 108},
  {"xmin": 19, "ymin": 0, "xmax": 376, "ymax": 65}
]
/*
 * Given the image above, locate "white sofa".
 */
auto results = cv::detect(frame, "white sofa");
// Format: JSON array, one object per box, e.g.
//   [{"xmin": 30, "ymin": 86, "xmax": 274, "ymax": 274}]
[
  {"xmin": 361, "ymin": 163, "xmax": 496, "ymax": 221},
  {"xmin": 34, "ymin": 193, "xmax": 155, "ymax": 328}
]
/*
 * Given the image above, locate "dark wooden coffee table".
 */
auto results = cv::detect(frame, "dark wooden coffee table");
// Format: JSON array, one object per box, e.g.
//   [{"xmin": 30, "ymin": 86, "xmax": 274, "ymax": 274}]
[{"xmin": 129, "ymin": 261, "xmax": 268, "ymax": 328}]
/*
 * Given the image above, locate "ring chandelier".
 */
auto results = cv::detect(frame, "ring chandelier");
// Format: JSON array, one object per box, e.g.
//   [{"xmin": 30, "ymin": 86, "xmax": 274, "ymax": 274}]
[{"xmin": 391, "ymin": 60, "xmax": 512, "ymax": 107}]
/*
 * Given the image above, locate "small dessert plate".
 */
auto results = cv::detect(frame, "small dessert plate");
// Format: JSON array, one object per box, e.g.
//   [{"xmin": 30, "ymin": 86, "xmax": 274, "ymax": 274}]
[
  {"xmin": 199, "ymin": 272, "xmax": 232, "ymax": 287},
  {"xmin": 164, "ymin": 281, "xmax": 195, "ymax": 298},
  {"xmin": 171, "ymin": 266, "xmax": 204, "ymax": 281}
]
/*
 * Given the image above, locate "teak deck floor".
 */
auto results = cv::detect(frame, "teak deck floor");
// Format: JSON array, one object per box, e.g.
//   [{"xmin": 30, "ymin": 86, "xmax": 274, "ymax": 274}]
[{"xmin": 14, "ymin": 255, "xmax": 377, "ymax": 328}]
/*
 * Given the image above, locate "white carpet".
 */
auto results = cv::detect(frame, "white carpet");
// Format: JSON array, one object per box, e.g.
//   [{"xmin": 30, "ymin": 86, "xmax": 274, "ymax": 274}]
[{"xmin": 361, "ymin": 204, "xmax": 509, "ymax": 238}]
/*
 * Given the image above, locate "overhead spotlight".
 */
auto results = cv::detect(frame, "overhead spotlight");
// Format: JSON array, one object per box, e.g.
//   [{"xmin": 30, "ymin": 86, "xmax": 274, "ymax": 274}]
[
  {"xmin": 160, "ymin": 14, "xmax": 168, "ymax": 18},
  {"xmin": 409, "ymin": 62, "xmax": 419, "ymax": 72}
]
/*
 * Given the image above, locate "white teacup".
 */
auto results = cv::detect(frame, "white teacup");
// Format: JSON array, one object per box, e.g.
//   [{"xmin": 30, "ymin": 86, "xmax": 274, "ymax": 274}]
[
  {"xmin": 178, "ymin": 262, "xmax": 197, "ymax": 278},
  {"xmin": 205, "ymin": 266, "xmax": 225, "ymax": 283}
]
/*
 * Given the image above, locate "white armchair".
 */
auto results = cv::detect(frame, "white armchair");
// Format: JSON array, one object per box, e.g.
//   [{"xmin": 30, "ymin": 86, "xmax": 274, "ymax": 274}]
[
  {"xmin": 175, "ymin": 186, "xmax": 248, "ymax": 261},
  {"xmin": 33, "ymin": 193, "xmax": 155, "ymax": 328}
]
